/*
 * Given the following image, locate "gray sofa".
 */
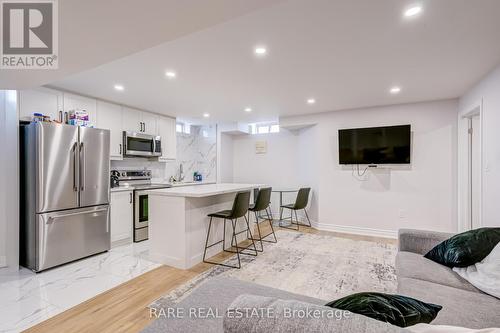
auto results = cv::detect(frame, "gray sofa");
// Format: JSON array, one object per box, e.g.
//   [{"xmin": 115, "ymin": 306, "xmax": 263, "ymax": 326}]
[
  {"xmin": 396, "ymin": 229, "xmax": 500, "ymax": 329},
  {"xmin": 143, "ymin": 229, "xmax": 499, "ymax": 333}
]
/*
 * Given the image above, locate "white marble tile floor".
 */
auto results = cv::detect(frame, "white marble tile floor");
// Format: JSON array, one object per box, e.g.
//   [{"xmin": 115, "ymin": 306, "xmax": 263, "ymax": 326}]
[{"xmin": 0, "ymin": 241, "xmax": 160, "ymax": 333}]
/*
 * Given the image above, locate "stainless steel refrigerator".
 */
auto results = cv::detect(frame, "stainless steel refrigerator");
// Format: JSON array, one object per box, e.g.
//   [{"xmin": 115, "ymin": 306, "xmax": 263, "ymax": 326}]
[{"xmin": 20, "ymin": 122, "xmax": 111, "ymax": 272}]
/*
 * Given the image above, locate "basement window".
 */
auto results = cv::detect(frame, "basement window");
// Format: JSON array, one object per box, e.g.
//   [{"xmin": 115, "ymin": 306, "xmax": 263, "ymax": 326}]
[
  {"xmin": 249, "ymin": 122, "xmax": 280, "ymax": 135},
  {"xmin": 176, "ymin": 122, "xmax": 191, "ymax": 134}
]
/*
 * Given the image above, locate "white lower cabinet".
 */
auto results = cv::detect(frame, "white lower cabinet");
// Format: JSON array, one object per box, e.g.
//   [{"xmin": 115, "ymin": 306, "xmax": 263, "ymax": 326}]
[{"xmin": 110, "ymin": 190, "xmax": 133, "ymax": 246}]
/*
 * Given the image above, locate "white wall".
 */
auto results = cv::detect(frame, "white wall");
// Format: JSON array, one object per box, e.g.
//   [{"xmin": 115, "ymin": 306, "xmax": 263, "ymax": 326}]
[
  {"xmin": 230, "ymin": 99, "xmax": 458, "ymax": 237},
  {"xmin": 232, "ymin": 128, "xmax": 323, "ymax": 220},
  {"xmin": 0, "ymin": 91, "xmax": 19, "ymax": 272},
  {"xmin": 459, "ymin": 64, "xmax": 500, "ymax": 228},
  {"xmin": 218, "ymin": 133, "xmax": 234, "ymax": 183}
]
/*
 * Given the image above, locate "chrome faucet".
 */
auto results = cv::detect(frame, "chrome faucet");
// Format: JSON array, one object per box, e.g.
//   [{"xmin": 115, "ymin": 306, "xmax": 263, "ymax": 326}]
[{"xmin": 178, "ymin": 163, "xmax": 185, "ymax": 182}]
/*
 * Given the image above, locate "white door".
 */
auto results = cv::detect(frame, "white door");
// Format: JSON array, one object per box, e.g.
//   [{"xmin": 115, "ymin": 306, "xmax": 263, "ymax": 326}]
[
  {"xmin": 19, "ymin": 88, "xmax": 63, "ymax": 122},
  {"xmin": 158, "ymin": 116, "xmax": 177, "ymax": 160},
  {"xmin": 63, "ymin": 93, "xmax": 97, "ymax": 126},
  {"xmin": 122, "ymin": 107, "xmax": 142, "ymax": 132},
  {"xmin": 97, "ymin": 101, "xmax": 123, "ymax": 159},
  {"xmin": 470, "ymin": 115, "xmax": 481, "ymax": 229},
  {"xmin": 110, "ymin": 191, "xmax": 133, "ymax": 245},
  {"xmin": 141, "ymin": 112, "xmax": 158, "ymax": 135}
]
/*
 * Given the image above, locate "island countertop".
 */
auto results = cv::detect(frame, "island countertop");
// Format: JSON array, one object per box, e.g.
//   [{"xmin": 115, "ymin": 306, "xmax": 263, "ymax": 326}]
[{"xmin": 144, "ymin": 183, "xmax": 263, "ymax": 198}]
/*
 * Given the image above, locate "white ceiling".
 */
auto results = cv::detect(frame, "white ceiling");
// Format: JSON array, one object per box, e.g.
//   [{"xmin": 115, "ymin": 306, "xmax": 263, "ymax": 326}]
[
  {"xmin": 1, "ymin": 0, "xmax": 282, "ymax": 89},
  {"xmin": 49, "ymin": 0, "xmax": 500, "ymax": 122}
]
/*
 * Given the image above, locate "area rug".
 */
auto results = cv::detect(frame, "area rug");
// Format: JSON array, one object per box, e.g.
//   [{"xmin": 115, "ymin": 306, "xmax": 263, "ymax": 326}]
[{"xmin": 150, "ymin": 230, "xmax": 397, "ymax": 309}]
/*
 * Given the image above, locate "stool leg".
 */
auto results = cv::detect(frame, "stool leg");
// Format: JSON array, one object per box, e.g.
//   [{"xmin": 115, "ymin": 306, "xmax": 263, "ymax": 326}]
[
  {"xmin": 304, "ymin": 209, "xmax": 312, "ymax": 227},
  {"xmin": 223, "ymin": 218, "xmax": 226, "ymax": 251},
  {"xmin": 279, "ymin": 206, "xmax": 283, "ymax": 227},
  {"xmin": 295, "ymin": 210, "xmax": 300, "ymax": 231},
  {"xmin": 265, "ymin": 208, "xmax": 278, "ymax": 243},
  {"xmin": 203, "ymin": 217, "xmax": 213, "ymax": 263},
  {"xmin": 254, "ymin": 211, "xmax": 264, "ymax": 252},
  {"xmin": 230, "ymin": 218, "xmax": 241, "ymax": 269},
  {"xmin": 244, "ymin": 214, "xmax": 259, "ymax": 256},
  {"xmin": 246, "ymin": 212, "xmax": 251, "ymax": 239}
]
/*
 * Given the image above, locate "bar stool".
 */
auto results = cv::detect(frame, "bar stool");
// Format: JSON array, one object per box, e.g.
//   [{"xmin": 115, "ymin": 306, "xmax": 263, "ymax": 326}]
[
  {"xmin": 279, "ymin": 187, "xmax": 312, "ymax": 231},
  {"xmin": 248, "ymin": 187, "xmax": 277, "ymax": 252},
  {"xmin": 203, "ymin": 191, "xmax": 258, "ymax": 269}
]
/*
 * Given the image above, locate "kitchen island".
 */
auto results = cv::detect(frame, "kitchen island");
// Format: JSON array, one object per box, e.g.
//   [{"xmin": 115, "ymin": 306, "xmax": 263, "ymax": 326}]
[{"xmin": 145, "ymin": 183, "xmax": 263, "ymax": 269}]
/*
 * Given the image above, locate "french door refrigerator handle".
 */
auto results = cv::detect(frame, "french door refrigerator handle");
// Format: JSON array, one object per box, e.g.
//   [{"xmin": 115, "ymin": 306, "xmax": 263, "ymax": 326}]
[
  {"xmin": 79, "ymin": 142, "xmax": 85, "ymax": 191},
  {"xmin": 72, "ymin": 142, "xmax": 78, "ymax": 191},
  {"xmin": 47, "ymin": 208, "xmax": 108, "ymax": 222}
]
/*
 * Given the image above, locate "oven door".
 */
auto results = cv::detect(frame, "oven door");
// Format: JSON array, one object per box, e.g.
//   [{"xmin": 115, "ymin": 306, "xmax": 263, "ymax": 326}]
[
  {"xmin": 134, "ymin": 191, "xmax": 149, "ymax": 242},
  {"xmin": 134, "ymin": 192, "xmax": 149, "ymax": 229},
  {"xmin": 124, "ymin": 131, "xmax": 155, "ymax": 157}
]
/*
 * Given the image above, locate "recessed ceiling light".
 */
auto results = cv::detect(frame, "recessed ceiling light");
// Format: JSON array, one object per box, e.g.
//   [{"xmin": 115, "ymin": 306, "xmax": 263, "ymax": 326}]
[
  {"xmin": 390, "ymin": 86, "xmax": 402, "ymax": 94},
  {"xmin": 114, "ymin": 84, "xmax": 124, "ymax": 91},
  {"xmin": 203, "ymin": 113, "xmax": 210, "ymax": 118},
  {"xmin": 254, "ymin": 47, "xmax": 267, "ymax": 56},
  {"xmin": 307, "ymin": 98, "xmax": 316, "ymax": 104},
  {"xmin": 244, "ymin": 107, "xmax": 252, "ymax": 112},
  {"xmin": 404, "ymin": 6, "xmax": 422, "ymax": 17},
  {"xmin": 165, "ymin": 71, "xmax": 176, "ymax": 78}
]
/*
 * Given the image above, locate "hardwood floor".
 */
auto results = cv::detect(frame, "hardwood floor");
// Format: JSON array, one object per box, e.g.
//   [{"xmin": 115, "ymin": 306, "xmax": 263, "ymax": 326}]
[{"xmin": 25, "ymin": 226, "xmax": 396, "ymax": 333}]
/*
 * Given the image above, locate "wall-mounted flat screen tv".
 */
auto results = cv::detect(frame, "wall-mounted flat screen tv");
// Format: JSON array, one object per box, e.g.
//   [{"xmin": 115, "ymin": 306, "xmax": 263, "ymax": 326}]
[{"xmin": 338, "ymin": 125, "xmax": 411, "ymax": 164}]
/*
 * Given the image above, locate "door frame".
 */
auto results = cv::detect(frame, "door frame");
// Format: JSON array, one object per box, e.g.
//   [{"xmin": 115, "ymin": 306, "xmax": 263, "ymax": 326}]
[{"xmin": 459, "ymin": 100, "xmax": 483, "ymax": 231}]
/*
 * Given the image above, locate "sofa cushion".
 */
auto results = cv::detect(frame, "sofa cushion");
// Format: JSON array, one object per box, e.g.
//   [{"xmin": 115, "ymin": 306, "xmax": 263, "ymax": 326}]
[
  {"xmin": 223, "ymin": 294, "xmax": 406, "ymax": 333},
  {"xmin": 397, "ymin": 277, "xmax": 500, "ymax": 329},
  {"xmin": 325, "ymin": 292, "xmax": 442, "ymax": 327},
  {"xmin": 396, "ymin": 251, "xmax": 480, "ymax": 293},
  {"xmin": 453, "ymin": 242, "xmax": 500, "ymax": 299},
  {"xmin": 423, "ymin": 227, "xmax": 500, "ymax": 268}
]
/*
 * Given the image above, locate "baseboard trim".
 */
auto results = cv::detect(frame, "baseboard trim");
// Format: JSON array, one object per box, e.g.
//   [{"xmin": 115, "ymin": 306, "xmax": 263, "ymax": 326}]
[
  {"xmin": 311, "ymin": 222, "xmax": 397, "ymax": 239},
  {"xmin": 0, "ymin": 256, "xmax": 6, "ymax": 268}
]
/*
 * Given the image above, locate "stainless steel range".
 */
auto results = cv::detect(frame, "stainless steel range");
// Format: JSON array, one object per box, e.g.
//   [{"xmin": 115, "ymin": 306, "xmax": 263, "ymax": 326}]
[{"xmin": 113, "ymin": 170, "xmax": 171, "ymax": 242}]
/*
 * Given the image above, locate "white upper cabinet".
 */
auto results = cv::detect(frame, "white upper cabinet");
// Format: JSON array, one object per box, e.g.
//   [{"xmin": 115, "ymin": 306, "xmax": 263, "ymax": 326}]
[
  {"xmin": 122, "ymin": 106, "xmax": 142, "ymax": 133},
  {"xmin": 96, "ymin": 101, "xmax": 123, "ymax": 160},
  {"xmin": 63, "ymin": 93, "xmax": 97, "ymax": 126},
  {"xmin": 158, "ymin": 116, "xmax": 177, "ymax": 161},
  {"xmin": 19, "ymin": 87, "xmax": 63, "ymax": 122},
  {"xmin": 122, "ymin": 106, "xmax": 158, "ymax": 135},
  {"xmin": 141, "ymin": 112, "xmax": 158, "ymax": 135}
]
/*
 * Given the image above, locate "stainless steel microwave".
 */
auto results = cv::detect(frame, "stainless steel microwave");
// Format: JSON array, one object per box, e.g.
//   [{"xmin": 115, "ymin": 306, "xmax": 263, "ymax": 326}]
[{"xmin": 123, "ymin": 131, "xmax": 161, "ymax": 157}]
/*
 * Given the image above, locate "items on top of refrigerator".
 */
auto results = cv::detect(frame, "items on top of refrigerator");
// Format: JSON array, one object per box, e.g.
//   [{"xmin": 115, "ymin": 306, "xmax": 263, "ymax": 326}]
[
  {"xmin": 32, "ymin": 113, "xmax": 52, "ymax": 122},
  {"xmin": 67, "ymin": 109, "xmax": 92, "ymax": 127},
  {"xmin": 33, "ymin": 113, "xmax": 45, "ymax": 122}
]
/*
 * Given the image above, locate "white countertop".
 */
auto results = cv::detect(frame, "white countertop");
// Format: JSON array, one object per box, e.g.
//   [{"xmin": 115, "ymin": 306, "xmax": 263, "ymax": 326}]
[
  {"xmin": 110, "ymin": 181, "xmax": 215, "ymax": 192},
  {"xmin": 145, "ymin": 183, "xmax": 263, "ymax": 197}
]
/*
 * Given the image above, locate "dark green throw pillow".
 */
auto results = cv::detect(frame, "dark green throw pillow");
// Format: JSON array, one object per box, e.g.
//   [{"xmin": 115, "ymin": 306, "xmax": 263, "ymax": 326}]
[
  {"xmin": 424, "ymin": 227, "xmax": 500, "ymax": 268},
  {"xmin": 325, "ymin": 292, "xmax": 442, "ymax": 328}
]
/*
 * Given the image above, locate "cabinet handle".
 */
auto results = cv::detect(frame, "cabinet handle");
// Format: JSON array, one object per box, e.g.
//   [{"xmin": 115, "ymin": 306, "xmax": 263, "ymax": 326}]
[
  {"xmin": 119, "ymin": 143, "xmax": 122, "ymax": 155},
  {"xmin": 139, "ymin": 122, "xmax": 143, "ymax": 132},
  {"xmin": 59, "ymin": 110, "xmax": 63, "ymax": 122},
  {"xmin": 144, "ymin": 122, "xmax": 146, "ymax": 132},
  {"xmin": 129, "ymin": 192, "xmax": 133, "ymax": 203}
]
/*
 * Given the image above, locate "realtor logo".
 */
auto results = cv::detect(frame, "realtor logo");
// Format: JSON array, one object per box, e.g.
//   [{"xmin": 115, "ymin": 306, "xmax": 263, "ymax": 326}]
[{"xmin": 1, "ymin": 0, "xmax": 58, "ymax": 69}]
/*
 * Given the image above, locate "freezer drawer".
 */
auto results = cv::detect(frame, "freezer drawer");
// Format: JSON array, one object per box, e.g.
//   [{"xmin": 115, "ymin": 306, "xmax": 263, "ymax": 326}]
[{"xmin": 36, "ymin": 205, "xmax": 110, "ymax": 271}]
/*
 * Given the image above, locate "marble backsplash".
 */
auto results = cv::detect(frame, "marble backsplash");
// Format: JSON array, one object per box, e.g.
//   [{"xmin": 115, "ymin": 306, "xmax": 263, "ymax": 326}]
[{"xmin": 111, "ymin": 124, "xmax": 217, "ymax": 182}]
